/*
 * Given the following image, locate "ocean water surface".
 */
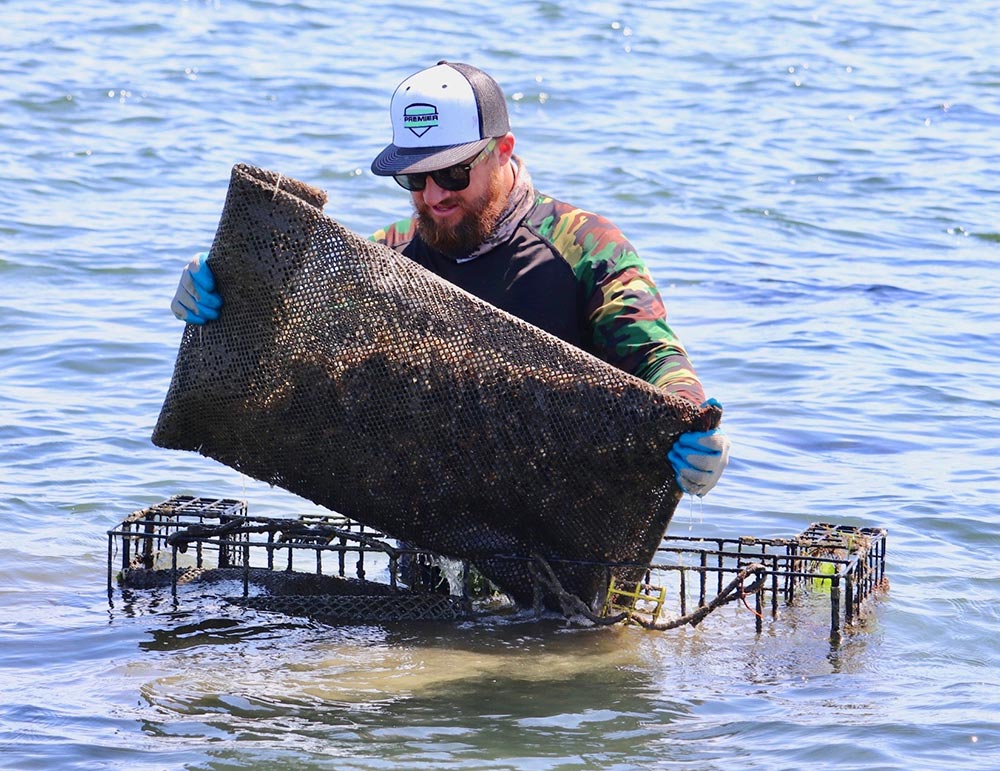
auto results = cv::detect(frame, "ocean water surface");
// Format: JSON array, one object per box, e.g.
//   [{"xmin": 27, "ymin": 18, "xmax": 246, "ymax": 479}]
[{"xmin": 2, "ymin": 1, "xmax": 998, "ymax": 769}]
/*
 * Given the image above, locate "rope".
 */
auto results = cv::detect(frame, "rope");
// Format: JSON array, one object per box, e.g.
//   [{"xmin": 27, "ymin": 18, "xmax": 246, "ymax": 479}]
[
  {"xmin": 528, "ymin": 555, "xmax": 627, "ymax": 626},
  {"xmin": 638, "ymin": 563, "xmax": 767, "ymax": 631},
  {"xmin": 528, "ymin": 553, "xmax": 768, "ymax": 631}
]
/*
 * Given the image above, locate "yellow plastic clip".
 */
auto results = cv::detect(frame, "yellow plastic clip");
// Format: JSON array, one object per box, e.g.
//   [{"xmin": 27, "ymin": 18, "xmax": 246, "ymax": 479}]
[{"xmin": 601, "ymin": 576, "xmax": 667, "ymax": 626}]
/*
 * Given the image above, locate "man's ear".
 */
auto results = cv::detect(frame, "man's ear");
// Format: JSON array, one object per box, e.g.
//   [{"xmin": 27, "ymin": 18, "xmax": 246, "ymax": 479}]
[{"xmin": 496, "ymin": 132, "xmax": 516, "ymax": 163}]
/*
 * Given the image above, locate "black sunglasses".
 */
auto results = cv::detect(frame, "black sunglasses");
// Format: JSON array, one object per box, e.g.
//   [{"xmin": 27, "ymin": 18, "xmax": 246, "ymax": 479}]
[{"xmin": 393, "ymin": 139, "xmax": 497, "ymax": 192}]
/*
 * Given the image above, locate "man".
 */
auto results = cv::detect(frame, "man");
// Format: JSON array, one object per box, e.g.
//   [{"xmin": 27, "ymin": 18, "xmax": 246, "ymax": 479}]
[{"xmin": 172, "ymin": 61, "xmax": 729, "ymax": 497}]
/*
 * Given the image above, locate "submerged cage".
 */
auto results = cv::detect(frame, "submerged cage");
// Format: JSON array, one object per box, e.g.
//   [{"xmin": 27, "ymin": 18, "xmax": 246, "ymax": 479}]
[
  {"xmin": 613, "ymin": 523, "xmax": 888, "ymax": 641},
  {"xmin": 107, "ymin": 495, "xmax": 477, "ymax": 622},
  {"xmin": 108, "ymin": 496, "xmax": 887, "ymax": 639}
]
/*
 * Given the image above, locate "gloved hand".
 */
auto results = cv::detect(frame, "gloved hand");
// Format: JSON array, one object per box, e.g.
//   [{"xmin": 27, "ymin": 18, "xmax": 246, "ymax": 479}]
[
  {"xmin": 668, "ymin": 399, "xmax": 731, "ymax": 497},
  {"xmin": 171, "ymin": 252, "xmax": 222, "ymax": 324}
]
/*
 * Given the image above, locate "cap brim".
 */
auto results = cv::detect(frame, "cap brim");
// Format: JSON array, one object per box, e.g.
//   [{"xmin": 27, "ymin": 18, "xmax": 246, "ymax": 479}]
[{"xmin": 371, "ymin": 138, "xmax": 491, "ymax": 176}]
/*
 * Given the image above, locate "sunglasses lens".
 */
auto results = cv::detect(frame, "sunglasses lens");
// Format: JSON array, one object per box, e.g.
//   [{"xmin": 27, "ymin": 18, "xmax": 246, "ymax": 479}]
[
  {"xmin": 431, "ymin": 166, "xmax": 471, "ymax": 191},
  {"xmin": 394, "ymin": 173, "xmax": 426, "ymax": 191}
]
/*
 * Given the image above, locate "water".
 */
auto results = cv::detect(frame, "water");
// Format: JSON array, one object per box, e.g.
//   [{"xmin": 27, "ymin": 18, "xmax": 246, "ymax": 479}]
[{"xmin": 2, "ymin": 1, "xmax": 998, "ymax": 768}]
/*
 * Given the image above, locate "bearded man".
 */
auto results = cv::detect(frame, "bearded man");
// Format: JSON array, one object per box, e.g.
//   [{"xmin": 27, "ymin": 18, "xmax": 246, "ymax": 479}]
[{"xmin": 171, "ymin": 61, "xmax": 730, "ymax": 496}]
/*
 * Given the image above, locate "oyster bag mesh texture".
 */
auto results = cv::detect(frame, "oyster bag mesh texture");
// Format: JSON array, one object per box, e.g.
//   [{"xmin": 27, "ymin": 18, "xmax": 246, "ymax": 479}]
[{"xmin": 152, "ymin": 164, "xmax": 721, "ymax": 606}]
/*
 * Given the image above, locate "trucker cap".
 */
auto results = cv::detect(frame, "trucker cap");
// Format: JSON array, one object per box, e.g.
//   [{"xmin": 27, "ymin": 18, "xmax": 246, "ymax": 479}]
[{"xmin": 371, "ymin": 61, "xmax": 510, "ymax": 176}]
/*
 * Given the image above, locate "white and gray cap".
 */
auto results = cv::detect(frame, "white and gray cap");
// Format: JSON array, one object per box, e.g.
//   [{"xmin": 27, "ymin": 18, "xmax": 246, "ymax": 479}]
[{"xmin": 371, "ymin": 61, "xmax": 510, "ymax": 176}]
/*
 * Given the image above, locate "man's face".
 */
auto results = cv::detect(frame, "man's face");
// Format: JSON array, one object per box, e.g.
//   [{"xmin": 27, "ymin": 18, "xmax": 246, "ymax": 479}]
[{"xmin": 412, "ymin": 148, "xmax": 508, "ymax": 257}]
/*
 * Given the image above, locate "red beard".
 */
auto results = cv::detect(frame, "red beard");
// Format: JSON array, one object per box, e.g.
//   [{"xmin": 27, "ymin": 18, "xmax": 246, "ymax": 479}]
[{"xmin": 414, "ymin": 169, "xmax": 507, "ymax": 257}]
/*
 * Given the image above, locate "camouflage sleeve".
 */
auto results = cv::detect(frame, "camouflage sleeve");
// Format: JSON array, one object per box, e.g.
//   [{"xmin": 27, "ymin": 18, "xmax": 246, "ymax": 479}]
[
  {"xmin": 370, "ymin": 217, "xmax": 416, "ymax": 246},
  {"xmin": 538, "ymin": 202, "xmax": 706, "ymax": 405}
]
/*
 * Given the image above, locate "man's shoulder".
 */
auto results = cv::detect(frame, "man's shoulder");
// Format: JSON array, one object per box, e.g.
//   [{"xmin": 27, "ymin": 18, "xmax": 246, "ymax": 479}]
[
  {"xmin": 524, "ymin": 193, "xmax": 631, "ymax": 268},
  {"xmin": 371, "ymin": 217, "xmax": 417, "ymax": 248}
]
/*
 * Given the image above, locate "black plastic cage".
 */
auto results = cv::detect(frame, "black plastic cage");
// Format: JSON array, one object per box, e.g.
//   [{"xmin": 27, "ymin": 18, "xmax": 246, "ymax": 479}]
[{"xmin": 108, "ymin": 495, "xmax": 887, "ymax": 639}]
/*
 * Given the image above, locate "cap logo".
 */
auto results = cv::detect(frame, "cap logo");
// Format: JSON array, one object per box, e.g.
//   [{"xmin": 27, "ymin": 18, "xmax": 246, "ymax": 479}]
[{"xmin": 402, "ymin": 102, "xmax": 439, "ymax": 137}]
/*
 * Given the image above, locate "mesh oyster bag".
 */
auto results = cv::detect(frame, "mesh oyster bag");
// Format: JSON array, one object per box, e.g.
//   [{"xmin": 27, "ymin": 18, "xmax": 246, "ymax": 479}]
[{"xmin": 152, "ymin": 164, "xmax": 721, "ymax": 608}]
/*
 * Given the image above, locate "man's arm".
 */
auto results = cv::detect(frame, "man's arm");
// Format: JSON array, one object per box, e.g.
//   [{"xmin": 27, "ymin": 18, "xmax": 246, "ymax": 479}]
[
  {"xmin": 533, "ymin": 202, "xmax": 705, "ymax": 403},
  {"xmin": 535, "ymin": 202, "xmax": 729, "ymax": 496}
]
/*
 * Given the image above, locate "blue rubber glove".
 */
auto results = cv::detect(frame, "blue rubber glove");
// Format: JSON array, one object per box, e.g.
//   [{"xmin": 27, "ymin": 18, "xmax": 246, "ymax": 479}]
[
  {"xmin": 171, "ymin": 252, "xmax": 222, "ymax": 324},
  {"xmin": 668, "ymin": 399, "xmax": 731, "ymax": 497}
]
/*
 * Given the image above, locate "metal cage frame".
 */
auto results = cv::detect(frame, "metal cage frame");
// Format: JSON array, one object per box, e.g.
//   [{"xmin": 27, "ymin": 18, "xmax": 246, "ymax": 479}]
[{"xmin": 108, "ymin": 496, "xmax": 887, "ymax": 639}]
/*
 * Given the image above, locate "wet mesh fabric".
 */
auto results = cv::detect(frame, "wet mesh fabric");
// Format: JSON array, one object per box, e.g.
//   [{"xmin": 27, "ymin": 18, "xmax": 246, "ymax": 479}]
[{"xmin": 152, "ymin": 164, "xmax": 722, "ymax": 608}]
